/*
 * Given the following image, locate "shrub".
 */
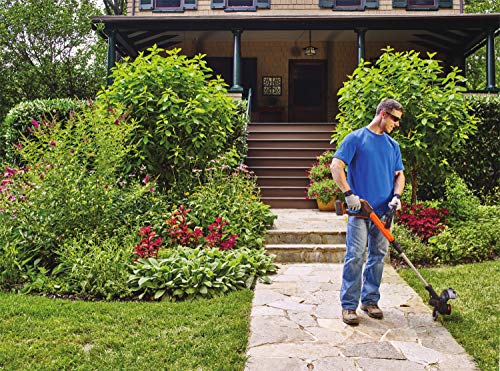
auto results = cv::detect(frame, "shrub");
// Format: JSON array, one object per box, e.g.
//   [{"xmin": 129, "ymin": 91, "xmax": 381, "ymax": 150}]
[
  {"xmin": 396, "ymin": 202, "xmax": 448, "ymax": 242},
  {"xmin": 186, "ymin": 161, "xmax": 276, "ymax": 250},
  {"xmin": 335, "ymin": 47, "xmax": 478, "ymax": 204},
  {"xmin": 128, "ymin": 247, "xmax": 277, "ymax": 301},
  {"xmin": 391, "ymin": 223, "xmax": 434, "ymax": 266},
  {"xmin": 0, "ymin": 98, "xmax": 85, "ymax": 165},
  {"xmin": 46, "ymin": 233, "xmax": 136, "ymax": 300},
  {"xmin": 447, "ymin": 94, "xmax": 499, "ymax": 202},
  {"xmin": 442, "ymin": 172, "xmax": 481, "ymax": 225},
  {"xmin": 0, "ymin": 104, "xmax": 168, "ymax": 289},
  {"xmin": 428, "ymin": 205, "xmax": 500, "ymax": 264},
  {"xmin": 96, "ymin": 46, "xmax": 247, "ymax": 191}
]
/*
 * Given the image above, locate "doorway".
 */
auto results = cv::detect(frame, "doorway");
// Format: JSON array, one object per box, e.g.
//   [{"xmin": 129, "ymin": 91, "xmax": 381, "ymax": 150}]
[{"xmin": 288, "ymin": 60, "xmax": 327, "ymax": 122}]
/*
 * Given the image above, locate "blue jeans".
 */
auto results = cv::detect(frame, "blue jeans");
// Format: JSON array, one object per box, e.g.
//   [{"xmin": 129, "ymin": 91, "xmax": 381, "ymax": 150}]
[{"xmin": 340, "ymin": 216, "xmax": 389, "ymax": 310}]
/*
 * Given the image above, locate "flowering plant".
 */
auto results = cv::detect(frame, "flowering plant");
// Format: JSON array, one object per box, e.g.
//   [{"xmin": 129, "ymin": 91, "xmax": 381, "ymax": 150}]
[{"xmin": 306, "ymin": 179, "xmax": 342, "ymax": 204}]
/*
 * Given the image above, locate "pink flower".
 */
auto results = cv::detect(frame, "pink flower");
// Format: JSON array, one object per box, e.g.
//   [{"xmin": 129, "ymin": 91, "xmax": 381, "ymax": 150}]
[
  {"xmin": 31, "ymin": 119, "xmax": 39, "ymax": 129},
  {"xmin": 49, "ymin": 141, "xmax": 56, "ymax": 147},
  {"xmin": 142, "ymin": 175, "xmax": 150, "ymax": 184}
]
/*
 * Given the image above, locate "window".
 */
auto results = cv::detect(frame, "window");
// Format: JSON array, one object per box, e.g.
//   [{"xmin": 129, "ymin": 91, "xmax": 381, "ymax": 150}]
[
  {"xmin": 319, "ymin": 0, "xmax": 378, "ymax": 10},
  {"xmin": 211, "ymin": 0, "xmax": 270, "ymax": 11},
  {"xmin": 392, "ymin": 0, "xmax": 450, "ymax": 9},
  {"xmin": 334, "ymin": 0, "xmax": 362, "ymax": 8},
  {"xmin": 138, "ymin": 0, "xmax": 197, "ymax": 11},
  {"xmin": 408, "ymin": 0, "xmax": 437, "ymax": 8},
  {"xmin": 224, "ymin": 0, "xmax": 256, "ymax": 11},
  {"xmin": 156, "ymin": 0, "xmax": 182, "ymax": 8}
]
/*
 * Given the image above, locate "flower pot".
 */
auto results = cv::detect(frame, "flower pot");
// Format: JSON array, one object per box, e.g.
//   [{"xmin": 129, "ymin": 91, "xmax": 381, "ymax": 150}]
[{"xmin": 316, "ymin": 198, "xmax": 336, "ymax": 211}]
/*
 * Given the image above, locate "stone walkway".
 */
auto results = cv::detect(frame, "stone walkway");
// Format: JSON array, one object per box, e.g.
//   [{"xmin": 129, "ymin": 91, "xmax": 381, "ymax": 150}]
[
  {"xmin": 245, "ymin": 263, "xmax": 477, "ymax": 370},
  {"xmin": 245, "ymin": 209, "xmax": 477, "ymax": 370}
]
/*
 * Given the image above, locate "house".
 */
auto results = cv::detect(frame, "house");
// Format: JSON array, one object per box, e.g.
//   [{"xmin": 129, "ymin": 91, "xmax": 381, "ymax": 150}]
[{"xmin": 92, "ymin": 4, "xmax": 499, "ymax": 208}]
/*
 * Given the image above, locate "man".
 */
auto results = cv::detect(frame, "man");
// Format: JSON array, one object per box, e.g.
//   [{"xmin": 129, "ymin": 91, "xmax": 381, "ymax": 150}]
[{"xmin": 330, "ymin": 98, "xmax": 405, "ymax": 326}]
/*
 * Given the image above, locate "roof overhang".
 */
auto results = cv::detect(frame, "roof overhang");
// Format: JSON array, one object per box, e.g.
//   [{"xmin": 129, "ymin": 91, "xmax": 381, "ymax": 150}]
[{"xmin": 92, "ymin": 14, "xmax": 500, "ymax": 59}]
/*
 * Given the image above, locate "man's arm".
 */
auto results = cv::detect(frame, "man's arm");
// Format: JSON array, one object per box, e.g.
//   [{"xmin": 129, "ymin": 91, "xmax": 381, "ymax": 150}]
[
  {"xmin": 393, "ymin": 170, "xmax": 405, "ymax": 196},
  {"xmin": 330, "ymin": 158, "xmax": 350, "ymax": 192}
]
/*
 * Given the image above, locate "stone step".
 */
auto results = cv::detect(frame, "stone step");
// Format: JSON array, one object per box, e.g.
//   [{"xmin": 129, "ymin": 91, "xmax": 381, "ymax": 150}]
[
  {"xmin": 265, "ymin": 243, "xmax": 346, "ymax": 263},
  {"xmin": 265, "ymin": 230, "xmax": 346, "ymax": 245}
]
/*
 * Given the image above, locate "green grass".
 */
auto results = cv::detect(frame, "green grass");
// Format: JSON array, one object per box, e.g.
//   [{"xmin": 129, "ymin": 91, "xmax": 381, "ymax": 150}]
[
  {"xmin": 398, "ymin": 260, "xmax": 499, "ymax": 371},
  {"xmin": 0, "ymin": 289, "xmax": 253, "ymax": 370}
]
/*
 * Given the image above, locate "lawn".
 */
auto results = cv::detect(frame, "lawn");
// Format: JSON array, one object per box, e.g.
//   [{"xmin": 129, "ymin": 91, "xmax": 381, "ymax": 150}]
[
  {"xmin": 0, "ymin": 289, "xmax": 253, "ymax": 370},
  {"xmin": 398, "ymin": 260, "xmax": 499, "ymax": 371}
]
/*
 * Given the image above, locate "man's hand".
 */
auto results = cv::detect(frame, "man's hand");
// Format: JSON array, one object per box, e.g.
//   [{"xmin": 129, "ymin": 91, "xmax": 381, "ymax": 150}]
[
  {"xmin": 388, "ymin": 195, "xmax": 402, "ymax": 211},
  {"xmin": 345, "ymin": 194, "xmax": 361, "ymax": 211}
]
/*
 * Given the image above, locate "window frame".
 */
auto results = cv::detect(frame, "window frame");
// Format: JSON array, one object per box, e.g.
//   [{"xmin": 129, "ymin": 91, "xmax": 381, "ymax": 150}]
[
  {"xmin": 406, "ymin": 0, "xmax": 438, "ymax": 9},
  {"xmin": 333, "ymin": 0, "xmax": 363, "ymax": 10},
  {"xmin": 224, "ymin": 0, "xmax": 257, "ymax": 11},
  {"xmin": 152, "ymin": 0, "xmax": 185, "ymax": 12}
]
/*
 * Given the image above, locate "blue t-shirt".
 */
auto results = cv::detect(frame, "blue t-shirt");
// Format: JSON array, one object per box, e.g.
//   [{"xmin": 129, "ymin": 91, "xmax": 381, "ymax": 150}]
[{"xmin": 333, "ymin": 127, "xmax": 404, "ymax": 214}]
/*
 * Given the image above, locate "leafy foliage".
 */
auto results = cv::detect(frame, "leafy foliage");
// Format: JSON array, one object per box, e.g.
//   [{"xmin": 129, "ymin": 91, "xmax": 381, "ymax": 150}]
[
  {"xmin": 186, "ymin": 161, "xmax": 276, "ymax": 250},
  {"xmin": 306, "ymin": 179, "xmax": 342, "ymax": 204},
  {"xmin": 128, "ymin": 247, "xmax": 277, "ymax": 301},
  {"xmin": 96, "ymin": 46, "xmax": 247, "ymax": 190},
  {"xmin": 448, "ymin": 94, "xmax": 499, "ymax": 202},
  {"xmin": 396, "ymin": 202, "xmax": 449, "ymax": 242},
  {"xmin": 0, "ymin": 0, "xmax": 106, "ymax": 123},
  {"xmin": 391, "ymin": 223, "xmax": 434, "ymax": 266},
  {"xmin": 334, "ymin": 47, "xmax": 478, "ymax": 203},
  {"xmin": 441, "ymin": 172, "xmax": 481, "ymax": 224},
  {"xmin": 1, "ymin": 98, "xmax": 85, "ymax": 165},
  {"xmin": 0, "ymin": 104, "xmax": 167, "ymax": 286}
]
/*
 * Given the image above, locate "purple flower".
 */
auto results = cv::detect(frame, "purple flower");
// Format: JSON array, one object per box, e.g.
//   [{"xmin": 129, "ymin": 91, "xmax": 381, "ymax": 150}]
[
  {"xmin": 142, "ymin": 175, "xmax": 150, "ymax": 184},
  {"xmin": 49, "ymin": 141, "xmax": 56, "ymax": 147},
  {"xmin": 31, "ymin": 119, "xmax": 39, "ymax": 129}
]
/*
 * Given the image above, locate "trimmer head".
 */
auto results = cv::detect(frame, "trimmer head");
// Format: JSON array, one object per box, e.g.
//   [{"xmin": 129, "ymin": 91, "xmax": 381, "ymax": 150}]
[{"xmin": 428, "ymin": 287, "xmax": 456, "ymax": 320}]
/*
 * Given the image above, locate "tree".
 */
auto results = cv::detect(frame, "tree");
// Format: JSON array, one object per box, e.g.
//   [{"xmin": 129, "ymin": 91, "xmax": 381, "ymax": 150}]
[
  {"xmin": 103, "ymin": 0, "xmax": 126, "ymax": 15},
  {"xmin": 0, "ymin": 0, "xmax": 107, "ymax": 123},
  {"xmin": 334, "ymin": 47, "xmax": 479, "ymax": 204}
]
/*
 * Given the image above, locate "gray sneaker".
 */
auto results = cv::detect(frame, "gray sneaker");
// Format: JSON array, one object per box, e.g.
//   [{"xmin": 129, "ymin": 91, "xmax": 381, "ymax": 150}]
[
  {"xmin": 342, "ymin": 309, "xmax": 359, "ymax": 326},
  {"xmin": 360, "ymin": 303, "xmax": 383, "ymax": 319}
]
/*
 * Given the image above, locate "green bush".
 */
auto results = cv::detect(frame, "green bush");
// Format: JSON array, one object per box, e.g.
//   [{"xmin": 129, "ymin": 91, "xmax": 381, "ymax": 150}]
[
  {"xmin": 47, "ymin": 234, "xmax": 136, "ymax": 300},
  {"xmin": 0, "ymin": 104, "xmax": 168, "ymax": 290},
  {"xmin": 307, "ymin": 163, "xmax": 331, "ymax": 183},
  {"xmin": 96, "ymin": 46, "xmax": 247, "ymax": 191},
  {"xmin": 450, "ymin": 94, "xmax": 499, "ymax": 202},
  {"xmin": 128, "ymin": 247, "xmax": 277, "ymax": 301},
  {"xmin": 186, "ymin": 161, "xmax": 276, "ymax": 250},
  {"xmin": 391, "ymin": 223, "xmax": 434, "ymax": 266},
  {"xmin": 0, "ymin": 98, "xmax": 85, "ymax": 164},
  {"xmin": 335, "ymin": 47, "xmax": 478, "ymax": 204},
  {"xmin": 428, "ymin": 205, "xmax": 500, "ymax": 264},
  {"xmin": 442, "ymin": 172, "xmax": 481, "ymax": 224}
]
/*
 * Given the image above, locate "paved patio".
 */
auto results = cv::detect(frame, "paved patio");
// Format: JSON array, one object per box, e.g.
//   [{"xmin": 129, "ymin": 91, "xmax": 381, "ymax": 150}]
[{"xmin": 245, "ymin": 210, "xmax": 477, "ymax": 370}]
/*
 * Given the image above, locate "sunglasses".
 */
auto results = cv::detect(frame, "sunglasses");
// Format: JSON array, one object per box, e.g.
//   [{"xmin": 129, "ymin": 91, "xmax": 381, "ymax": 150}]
[{"xmin": 386, "ymin": 111, "xmax": 401, "ymax": 123}]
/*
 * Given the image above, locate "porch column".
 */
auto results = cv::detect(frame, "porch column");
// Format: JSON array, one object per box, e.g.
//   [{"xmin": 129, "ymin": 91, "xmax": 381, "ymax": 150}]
[
  {"xmin": 486, "ymin": 28, "xmax": 497, "ymax": 91},
  {"xmin": 106, "ymin": 28, "xmax": 117, "ymax": 86},
  {"xmin": 356, "ymin": 28, "xmax": 367, "ymax": 66},
  {"xmin": 229, "ymin": 29, "xmax": 244, "ymax": 93}
]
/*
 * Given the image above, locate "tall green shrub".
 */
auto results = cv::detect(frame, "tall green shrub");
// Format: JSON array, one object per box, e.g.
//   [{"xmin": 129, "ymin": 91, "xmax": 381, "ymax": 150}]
[
  {"xmin": 450, "ymin": 94, "xmax": 499, "ymax": 202},
  {"xmin": 334, "ymin": 47, "xmax": 478, "ymax": 203},
  {"xmin": 96, "ymin": 46, "xmax": 247, "ymax": 191}
]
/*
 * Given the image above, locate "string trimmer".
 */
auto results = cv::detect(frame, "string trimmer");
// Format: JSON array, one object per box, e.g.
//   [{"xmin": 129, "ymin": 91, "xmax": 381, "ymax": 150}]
[{"xmin": 335, "ymin": 199, "xmax": 456, "ymax": 321}]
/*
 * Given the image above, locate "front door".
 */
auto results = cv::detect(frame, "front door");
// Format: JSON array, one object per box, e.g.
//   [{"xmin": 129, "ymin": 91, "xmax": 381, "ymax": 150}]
[{"xmin": 288, "ymin": 60, "xmax": 327, "ymax": 122}]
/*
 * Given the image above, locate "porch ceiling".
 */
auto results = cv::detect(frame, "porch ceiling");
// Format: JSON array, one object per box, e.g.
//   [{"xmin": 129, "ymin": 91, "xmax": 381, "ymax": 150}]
[{"xmin": 92, "ymin": 14, "xmax": 499, "ymax": 59}]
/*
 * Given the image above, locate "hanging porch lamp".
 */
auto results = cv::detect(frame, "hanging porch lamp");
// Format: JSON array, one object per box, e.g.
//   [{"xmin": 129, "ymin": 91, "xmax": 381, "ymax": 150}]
[{"xmin": 303, "ymin": 30, "xmax": 318, "ymax": 57}]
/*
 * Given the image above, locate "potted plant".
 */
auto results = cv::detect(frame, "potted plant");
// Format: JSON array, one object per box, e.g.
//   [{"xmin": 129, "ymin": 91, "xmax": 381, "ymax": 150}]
[{"xmin": 306, "ymin": 151, "xmax": 343, "ymax": 211}]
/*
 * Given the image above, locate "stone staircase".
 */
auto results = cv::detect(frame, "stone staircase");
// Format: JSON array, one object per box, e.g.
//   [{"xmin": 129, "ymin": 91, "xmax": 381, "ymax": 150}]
[
  {"xmin": 265, "ymin": 209, "xmax": 347, "ymax": 263},
  {"xmin": 246, "ymin": 122, "xmax": 336, "ymax": 209}
]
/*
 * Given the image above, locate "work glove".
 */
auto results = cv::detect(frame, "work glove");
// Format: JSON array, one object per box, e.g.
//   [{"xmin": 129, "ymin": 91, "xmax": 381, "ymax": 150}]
[
  {"xmin": 345, "ymin": 194, "xmax": 361, "ymax": 211},
  {"xmin": 388, "ymin": 194, "xmax": 402, "ymax": 211}
]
